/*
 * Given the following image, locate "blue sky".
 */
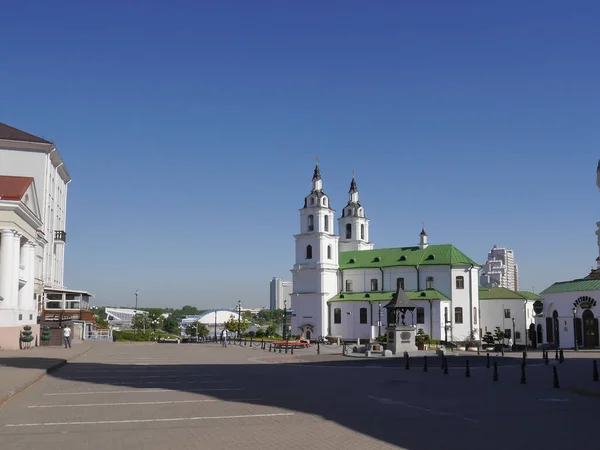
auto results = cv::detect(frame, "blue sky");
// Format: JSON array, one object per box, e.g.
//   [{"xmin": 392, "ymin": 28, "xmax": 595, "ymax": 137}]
[{"xmin": 1, "ymin": 1, "xmax": 598, "ymax": 308}]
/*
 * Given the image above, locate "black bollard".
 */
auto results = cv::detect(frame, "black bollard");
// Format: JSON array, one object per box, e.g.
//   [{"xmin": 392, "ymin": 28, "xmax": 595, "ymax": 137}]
[
  {"xmin": 501, "ymin": 346, "xmax": 504, "ymax": 357},
  {"xmin": 555, "ymin": 348, "xmax": 559, "ymax": 360},
  {"xmin": 477, "ymin": 346, "xmax": 480, "ymax": 356},
  {"xmin": 269, "ymin": 343, "xmax": 272, "ymax": 352},
  {"xmin": 545, "ymin": 350, "xmax": 549, "ymax": 365},
  {"xmin": 443, "ymin": 357, "xmax": 449, "ymax": 375},
  {"xmin": 250, "ymin": 338, "xmax": 253, "ymax": 346},
  {"xmin": 486, "ymin": 352, "xmax": 490, "ymax": 368},
  {"xmin": 553, "ymin": 366, "xmax": 560, "ymax": 388},
  {"xmin": 405, "ymin": 353, "xmax": 410, "ymax": 370},
  {"xmin": 559, "ymin": 349, "xmax": 564, "ymax": 363},
  {"xmin": 279, "ymin": 345, "xmax": 282, "ymax": 354},
  {"xmin": 493, "ymin": 361, "xmax": 499, "ymax": 382},
  {"xmin": 594, "ymin": 360, "xmax": 599, "ymax": 382},
  {"xmin": 285, "ymin": 345, "xmax": 288, "ymax": 354},
  {"xmin": 423, "ymin": 356, "xmax": 428, "ymax": 372},
  {"xmin": 520, "ymin": 362, "xmax": 527, "ymax": 385},
  {"xmin": 291, "ymin": 346, "xmax": 294, "ymax": 355},
  {"xmin": 465, "ymin": 360, "xmax": 471, "ymax": 378},
  {"xmin": 522, "ymin": 351, "xmax": 527, "ymax": 366},
  {"xmin": 441, "ymin": 354, "xmax": 445, "ymax": 369},
  {"xmin": 317, "ymin": 341, "xmax": 320, "ymax": 355}
]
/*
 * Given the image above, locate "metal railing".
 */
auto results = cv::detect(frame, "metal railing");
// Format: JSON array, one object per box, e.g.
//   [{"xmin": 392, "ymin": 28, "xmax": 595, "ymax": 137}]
[{"xmin": 87, "ymin": 329, "xmax": 112, "ymax": 340}]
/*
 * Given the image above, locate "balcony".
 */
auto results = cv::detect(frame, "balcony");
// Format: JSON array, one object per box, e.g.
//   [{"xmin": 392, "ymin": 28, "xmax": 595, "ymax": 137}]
[{"xmin": 54, "ymin": 230, "xmax": 67, "ymax": 243}]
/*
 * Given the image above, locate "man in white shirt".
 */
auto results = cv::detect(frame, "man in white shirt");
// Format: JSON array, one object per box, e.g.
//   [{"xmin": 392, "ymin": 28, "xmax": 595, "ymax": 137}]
[
  {"xmin": 63, "ymin": 325, "xmax": 72, "ymax": 349},
  {"xmin": 222, "ymin": 328, "xmax": 228, "ymax": 347}
]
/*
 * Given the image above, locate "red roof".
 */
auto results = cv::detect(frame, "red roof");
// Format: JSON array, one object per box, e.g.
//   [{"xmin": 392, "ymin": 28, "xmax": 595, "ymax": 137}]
[
  {"xmin": 0, "ymin": 176, "xmax": 34, "ymax": 200},
  {"xmin": 0, "ymin": 122, "xmax": 52, "ymax": 144}
]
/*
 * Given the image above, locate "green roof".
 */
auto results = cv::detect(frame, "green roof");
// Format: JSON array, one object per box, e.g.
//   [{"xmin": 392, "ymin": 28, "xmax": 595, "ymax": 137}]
[
  {"xmin": 518, "ymin": 291, "xmax": 541, "ymax": 300},
  {"xmin": 478, "ymin": 287, "xmax": 540, "ymax": 300},
  {"xmin": 540, "ymin": 278, "xmax": 600, "ymax": 294},
  {"xmin": 339, "ymin": 244, "xmax": 479, "ymax": 270},
  {"xmin": 328, "ymin": 290, "xmax": 449, "ymax": 303}
]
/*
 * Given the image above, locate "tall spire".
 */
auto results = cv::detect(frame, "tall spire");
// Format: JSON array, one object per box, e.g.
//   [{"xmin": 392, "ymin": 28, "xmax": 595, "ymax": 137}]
[
  {"xmin": 349, "ymin": 169, "xmax": 357, "ymax": 193},
  {"xmin": 313, "ymin": 155, "xmax": 321, "ymax": 181}
]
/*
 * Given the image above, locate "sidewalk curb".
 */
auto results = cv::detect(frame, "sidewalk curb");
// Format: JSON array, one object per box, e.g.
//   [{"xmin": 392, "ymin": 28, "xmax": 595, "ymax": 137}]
[{"xmin": 0, "ymin": 344, "xmax": 92, "ymax": 406}]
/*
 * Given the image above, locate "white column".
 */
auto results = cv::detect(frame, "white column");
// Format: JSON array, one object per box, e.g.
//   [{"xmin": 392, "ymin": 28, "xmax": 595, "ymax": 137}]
[
  {"xmin": 18, "ymin": 242, "xmax": 35, "ymax": 314},
  {"xmin": 12, "ymin": 232, "xmax": 22, "ymax": 309},
  {"xmin": 0, "ymin": 229, "xmax": 14, "ymax": 308},
  {"xmin": 28, "ymin": 242, "xmax": 37, "ymax": 314}
]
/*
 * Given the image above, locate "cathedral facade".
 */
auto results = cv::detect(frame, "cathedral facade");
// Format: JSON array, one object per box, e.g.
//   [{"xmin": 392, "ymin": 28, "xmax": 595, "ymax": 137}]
[{"xmin": 290, "ymin": 162, "xmax": 481, "ymax": 343}]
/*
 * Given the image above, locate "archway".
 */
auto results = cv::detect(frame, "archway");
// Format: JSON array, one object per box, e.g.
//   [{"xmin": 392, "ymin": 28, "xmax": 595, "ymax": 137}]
[
  {"xmin": 552, "ymin": 310, "xmax": 560, "ymax": 347},
  {"xmin": 536, "ymin": 324, "xmax": 543, "ymax": 346},
  {"xmin": 305, "ymin": 329, "xmax": 312, "ymax": 340},
  {"xmin": 529, "ymin": 323, "xmax": 537, "ymax": 348},
  {"xmin": 582, "ymin": 310, "xmax": 598, "ymax": 348}
]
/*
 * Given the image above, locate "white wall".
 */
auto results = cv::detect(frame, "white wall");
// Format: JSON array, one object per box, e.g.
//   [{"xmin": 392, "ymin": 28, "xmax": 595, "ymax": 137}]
[
  {"xmin": 479, "ymin": 298, "xmax": 535, "ymax": 345},
  {"xmin": 0, "ymin": 142, "xmax": 70, "ymax": 290},
  {"xmin": 535, "ymin": 290, "xmax": 600, "ymax": 349}
]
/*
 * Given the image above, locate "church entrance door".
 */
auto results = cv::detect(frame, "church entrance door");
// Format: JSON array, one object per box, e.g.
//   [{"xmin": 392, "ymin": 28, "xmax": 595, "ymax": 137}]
[{"xmin": 582, "ymin": 310, "xmax": 597, "ymax": 348}]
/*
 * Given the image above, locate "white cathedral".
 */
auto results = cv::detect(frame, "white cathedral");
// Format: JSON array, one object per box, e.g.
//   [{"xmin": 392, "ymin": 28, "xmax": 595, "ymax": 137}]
[{"xmin": 290, "ymin": 161, "xmax": 481, "ymax": 343}]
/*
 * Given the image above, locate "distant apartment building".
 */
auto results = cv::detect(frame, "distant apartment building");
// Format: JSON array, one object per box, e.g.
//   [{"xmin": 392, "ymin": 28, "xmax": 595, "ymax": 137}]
[
  {"xmin": 480, "ymin": 245, "xmax": 519, "ymax": 291},
  {"xmin": 269, "ymin": 277, "xmax": 293, "ymax": 310}
]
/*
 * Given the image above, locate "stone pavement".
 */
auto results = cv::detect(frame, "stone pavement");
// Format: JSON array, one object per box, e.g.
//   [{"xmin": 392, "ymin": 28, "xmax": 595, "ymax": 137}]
[
  {"xmin": 1, "ymin": 342, "xmax": 600, "ymax": 449},
  {"xmin": 0, "ymin": 341, "xmax": 92, "ymax": 405}
]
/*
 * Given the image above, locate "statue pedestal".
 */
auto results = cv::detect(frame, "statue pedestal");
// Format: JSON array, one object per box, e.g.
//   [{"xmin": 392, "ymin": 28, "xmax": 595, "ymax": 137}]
[{"xmin": 386, "ymin": 325, "xmax": 417, "ymax": 355}]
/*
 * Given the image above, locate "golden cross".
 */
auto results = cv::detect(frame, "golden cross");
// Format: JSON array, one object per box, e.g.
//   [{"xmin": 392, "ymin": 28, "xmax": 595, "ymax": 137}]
[
  {"xmin": 315, "ymin": 155, "xmax": 319, "ymax": 164},
  {"xmin": 352, "ymin": 168, "xmax": 355, "ymax": 178}
]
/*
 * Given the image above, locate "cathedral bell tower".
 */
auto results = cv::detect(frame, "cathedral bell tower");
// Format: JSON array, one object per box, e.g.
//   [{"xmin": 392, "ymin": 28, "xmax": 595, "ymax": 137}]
[
  {"xmin": 338, "ymin": 171, "xmax": 374, "ymax": 252},
  {"xmin": 290, "ymin": 157, "xmax": 339, "ymax": 339}
]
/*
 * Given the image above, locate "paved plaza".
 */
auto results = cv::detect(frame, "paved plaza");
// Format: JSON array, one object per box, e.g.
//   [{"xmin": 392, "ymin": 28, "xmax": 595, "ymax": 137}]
[{"xmin": 1, "ymin": 342, "xmax": 599, "ymax": 449}]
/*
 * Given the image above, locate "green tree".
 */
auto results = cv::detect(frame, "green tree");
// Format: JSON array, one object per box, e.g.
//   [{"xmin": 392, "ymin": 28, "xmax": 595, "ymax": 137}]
[
  {"xmin": 224, "ymin": 314, "xmax": 250, "ymax": 335},
  {"xmin": 493, "ymin": 327, "xmax": 505, "ymax": 344},
  {"xmin": 162, "ymin": 316, "xmax": 180, "ymax": 334},
  {"xmin": 482, "ymin": 331, "xmax": 495, "ymax": 347},
  {"xmin": 197, "ymin": 323, "xmax": 210, "ymax": 338},
  {"xmin": 265, "ymin": 324, "xmax": 278, "ymax": 337}
]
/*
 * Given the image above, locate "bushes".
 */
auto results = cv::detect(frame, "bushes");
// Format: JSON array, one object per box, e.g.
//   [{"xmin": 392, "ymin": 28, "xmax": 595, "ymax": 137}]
[{"xmin": 113, "ymin": 330, "xmax": 179, "ymax": 342}]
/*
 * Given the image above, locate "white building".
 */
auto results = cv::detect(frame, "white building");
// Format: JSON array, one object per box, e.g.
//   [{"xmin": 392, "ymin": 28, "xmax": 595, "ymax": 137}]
[
  {"xmin": 0, "ymin": 122, "xmax": 91, "ymax": 347},
  {"xmin": 269, "ymin": 277, "xmax": 293, "ymax": 310},
  {"xmin": 480, "ymin": 245, "xmax": 519, "ymax": 291},
  {"xmin": 478, "ymin": 287, "xmax": 540, "ymax": 348},
  {"xmin": 180, "ymin": 309, "xmax": 242, "ymax": 338},
  {"xmin": 532, "ymin": 160, "xmax": 600, "ymax": 349},
  {"xmin": 0, "ymin": 176, "xmax": 44, "ymax": 349},
  {"xmin": 290, "ymin": 162, "xmax": 481, "ymax": 343}
]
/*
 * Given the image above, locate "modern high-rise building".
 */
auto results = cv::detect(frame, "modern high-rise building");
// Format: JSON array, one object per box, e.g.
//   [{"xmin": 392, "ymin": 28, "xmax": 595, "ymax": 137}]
[
  {"xmin": 480, "ymin": 245, "xmax": 519, "ymax": 291},
  {"xmin": 269, "ymin": 277, "xmax": 293, "ymax": 310}
]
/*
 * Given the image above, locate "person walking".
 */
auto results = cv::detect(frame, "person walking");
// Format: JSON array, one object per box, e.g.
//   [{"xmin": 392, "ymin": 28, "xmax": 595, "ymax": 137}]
[
  {"xmin": 222, "ymin": 328, "xmax": 228, "ymax": 347},
  {"xmin": 63, "ymin": 325, "xmax": 72, "ymax": 349}
]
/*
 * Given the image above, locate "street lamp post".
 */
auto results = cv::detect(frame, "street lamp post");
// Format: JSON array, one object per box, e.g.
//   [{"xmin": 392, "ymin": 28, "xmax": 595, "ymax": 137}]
[
  {"xmin": 511, "ymin": 318, "xmax": 516, "ymax": 351},
  {"xmin": 134, "ymin": 290, "xmax": 139, "ymax": 338},
  {"xmin": 283, "ymin": 299, "xmax": 287, "ymax": 341},
  {"xmin": 378, "ymin": 302, "xmax": 382, "ymax": 337},
  {"xmin": 237, "ymin": 300, "xmax": 242, "ymax": 339},
  {"xmin": 572, "ymin": 307, "xmax": 578, "ymax": 351},
  {"xmin": 214, "ymin": 310, "xmax": 218, "ymax": 343}
]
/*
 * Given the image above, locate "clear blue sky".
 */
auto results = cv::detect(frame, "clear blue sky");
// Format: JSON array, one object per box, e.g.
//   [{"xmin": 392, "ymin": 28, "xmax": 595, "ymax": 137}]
[{"xmin": 1, "ymin": 1, "xmax": 598, "ymax": 308}]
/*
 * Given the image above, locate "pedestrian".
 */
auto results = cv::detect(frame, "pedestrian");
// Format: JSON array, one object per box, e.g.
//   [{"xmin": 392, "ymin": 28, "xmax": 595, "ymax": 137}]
[
  {"xmin": 63, "ymin": 325, "xmax": 72, "ymax": 349},
  {"xmin": 222, "ymin": 328, "xmax": 228, "ymax": 347}
]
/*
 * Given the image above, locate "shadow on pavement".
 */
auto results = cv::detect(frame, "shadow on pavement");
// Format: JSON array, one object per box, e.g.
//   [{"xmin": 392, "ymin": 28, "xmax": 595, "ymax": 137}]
[{"xmin": 0, "ymin": 350, "xmax": 557, "ymax": 450}]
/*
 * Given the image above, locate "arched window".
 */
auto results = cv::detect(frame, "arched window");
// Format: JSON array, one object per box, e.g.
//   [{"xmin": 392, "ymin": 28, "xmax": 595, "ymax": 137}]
[
  {"xmin": 370, "ymin": 279, "xmax": 378, "ymax": 291},
  {"xmin": 308, "ymin": 215, "xmax": 314, "ymax": 232},
  {"xmin": 327, "ymin": 245, "xmax": 332, "ymax": 259},
  {"xmin": 346, "ymin": 223, "xmax": 352, "ymax": 239},
  {"xmin": 306, "ymin": 245, "xmax": 312, "ymax": 259},
  {"xmin": 322, "ymin": 198, "xmax": 327, "ymax": 206},
  {"xmin": 360, "ymin": 224, "xmax": 365, "ymax": 240},
  {"xmin": 426, "ymin": 276, "xmax": 434, "ymax": 290},
  {"xmin": 310, "ymin": 197, "xmax": 314, "ymax": 205},
  {"xmin": 455, "ymin": 276, "xmax": 464, "ymax": 289},
  {"xmin": 396, "ymin": 278, "xmax": 405, "ymax": 290},
  {"xmin": 454, "ymin": 307, "xmax": 463, "ymax": 324},
  {"xmin": 416, "ymin": 307, "xmax": 425, "ymax": 324},
  {"xmin": 345, "ymin": 280, "xmax": 353, "ymax": 292},
  {"xmin": 473, "ymin": 307, "xmax": 478, "ymax": 325},
  {"xmin": 334, "ymin": 308, "xmax": 342, "ymax": 324},
  {"xmin": 359, "ymin": 308, "xmax": 368, "ymax": 324},
  {"xmin": 324, "ymin": 215, "xmax": 329, "ymax": 232}
]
